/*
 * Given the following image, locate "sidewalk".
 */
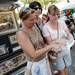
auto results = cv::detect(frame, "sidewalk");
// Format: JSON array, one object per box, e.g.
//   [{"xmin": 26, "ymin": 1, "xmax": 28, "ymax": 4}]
[{"xmin": 69, "ymin": 45, "xmax": 75, "ymax": 75}]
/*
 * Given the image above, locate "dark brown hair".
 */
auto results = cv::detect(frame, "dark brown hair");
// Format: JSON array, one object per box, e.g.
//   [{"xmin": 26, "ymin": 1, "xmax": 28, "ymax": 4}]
[{"xmin": 29, "ymin": 1, "xmax": 42, "ymax": 13}]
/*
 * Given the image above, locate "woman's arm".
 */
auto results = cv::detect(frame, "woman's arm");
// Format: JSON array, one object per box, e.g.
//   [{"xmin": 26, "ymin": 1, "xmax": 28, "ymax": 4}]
[
  {"xmin": 64, "ymin": 27, "xmax": 74, "ymax": 48},
  {"xmin": 65, "ymin": 27, "xmax": 74, "ymax": 40},
  {"xmin": 16, "ymin": 31, "xmax": 60, "ymax": 60},
  {"xmin": 44, "ymin": 36, "xmax": 52, "ymax": 45},
  {"xmin": 44, "ymin": 34, "xmax": 68, "ymax": 49}
]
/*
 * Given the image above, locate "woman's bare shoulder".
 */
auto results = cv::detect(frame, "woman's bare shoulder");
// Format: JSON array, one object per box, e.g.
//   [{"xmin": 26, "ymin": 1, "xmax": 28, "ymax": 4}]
[
  {"xmin": 16, "ymin": 30, "xmax": 27, "ymax": 36},
  {"xmin": 16, "ymin": 30, "xmax": 24, "ymax": 35},
  {"xmin": 16, "ymin": 30, "xmax": 28, "ymax": 40}
]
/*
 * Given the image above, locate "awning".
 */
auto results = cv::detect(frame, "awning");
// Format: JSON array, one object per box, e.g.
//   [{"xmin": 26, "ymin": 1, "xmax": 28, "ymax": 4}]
[{"xmin": 55, "ymin": 2, "xmax": 75, "ymax": 10}]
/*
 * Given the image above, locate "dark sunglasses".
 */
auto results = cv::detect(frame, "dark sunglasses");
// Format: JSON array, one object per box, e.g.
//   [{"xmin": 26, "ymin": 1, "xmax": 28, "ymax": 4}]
[{"xmin": 33, "ymin": 7, "xmax": 41, "ymax": 10}]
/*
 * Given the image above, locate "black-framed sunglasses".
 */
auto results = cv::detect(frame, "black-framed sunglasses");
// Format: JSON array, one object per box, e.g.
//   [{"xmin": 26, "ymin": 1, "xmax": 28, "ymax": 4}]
[{"xmin": 33, "ymin": 7, "xmax": 41, "ymax": 10}]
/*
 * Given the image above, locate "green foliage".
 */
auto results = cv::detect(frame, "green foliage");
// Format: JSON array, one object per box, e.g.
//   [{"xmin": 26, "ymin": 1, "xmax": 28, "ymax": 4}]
[
  {"xmin": 19, "ymin": 0, "xmax": 27, "ymax": 6},
  {"xmin": 19, "ymin": 0, "xmax": 60, "ymax": 8}
]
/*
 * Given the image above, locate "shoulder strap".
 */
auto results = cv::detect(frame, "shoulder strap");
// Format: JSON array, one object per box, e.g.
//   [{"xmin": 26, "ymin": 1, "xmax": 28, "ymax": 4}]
[
  {"xmin": 36, "ymin": 23, "xmax": 46, "ymax": 43},
  {"xmin": 57, "ymin": 22, "xmax": 59, "ymax": 39}
]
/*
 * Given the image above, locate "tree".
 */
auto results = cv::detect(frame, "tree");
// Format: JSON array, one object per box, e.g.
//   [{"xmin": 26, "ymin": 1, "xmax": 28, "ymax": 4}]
[{"xmin": 20, "ymin": 0, "xmax": 61, "ymax": 8}]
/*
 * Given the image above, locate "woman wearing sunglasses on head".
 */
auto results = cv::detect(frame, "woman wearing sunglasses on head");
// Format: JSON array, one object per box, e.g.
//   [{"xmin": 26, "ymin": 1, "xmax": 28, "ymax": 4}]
[
  {"xmin": 42, "ymin": 5, "xmax": 74, "ymax": 75},
  {"xmin": 16, "ymin": 7, "xmax": 61, "ymax": 75}
]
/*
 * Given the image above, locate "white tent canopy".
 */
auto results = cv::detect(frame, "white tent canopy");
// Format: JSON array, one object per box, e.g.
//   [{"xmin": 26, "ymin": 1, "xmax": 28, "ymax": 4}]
[{"xmin": 55, "ymin": 2, "xmax": 75, "ymax": 10}]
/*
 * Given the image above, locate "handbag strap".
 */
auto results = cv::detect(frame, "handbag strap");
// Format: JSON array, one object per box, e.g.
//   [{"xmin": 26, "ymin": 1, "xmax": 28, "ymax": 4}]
[
  {"xmin": 36, "ymin": 23, "xmax": 46, "ymax": 43},
  {"xmin": 57, "ymin": 22, "xmax": 59, "ymax": 39}
]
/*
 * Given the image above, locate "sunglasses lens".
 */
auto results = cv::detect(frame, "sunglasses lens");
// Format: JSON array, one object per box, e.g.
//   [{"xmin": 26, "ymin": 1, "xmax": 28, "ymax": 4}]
[
  {"xmin": 34, "ymin": 7, "xmax": 41, "ymax": 10},
  {"xmin": 34, "ymin": 7, "xmax": 38, "ymax": 10}
]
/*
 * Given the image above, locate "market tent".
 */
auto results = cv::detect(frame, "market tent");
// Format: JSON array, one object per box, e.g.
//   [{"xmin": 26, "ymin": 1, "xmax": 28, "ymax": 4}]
[{"xmin": 55, "ymin": 2, "xmax": 75, "ymax": 10}]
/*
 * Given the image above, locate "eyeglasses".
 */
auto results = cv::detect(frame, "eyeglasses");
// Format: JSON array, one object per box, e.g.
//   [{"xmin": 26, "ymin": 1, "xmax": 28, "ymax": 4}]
[{"xmin": 33, "ymin": 7, "xmax": 41, "ymax": 10}]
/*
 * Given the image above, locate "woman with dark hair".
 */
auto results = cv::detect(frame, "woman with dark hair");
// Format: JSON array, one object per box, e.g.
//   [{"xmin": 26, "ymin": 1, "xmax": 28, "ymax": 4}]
[
  {"xmin": 29, "ymin": 1, "xmax": 42, "ymax": 13},
  {"xmin": 29, "ymin": 1, "xmax": 43, "ymax": 31},
  {"xmin": 42, "ymin": 14, "xmax": 48, "ymax": 25},
  {"xmin": 16, "ymin": 7, "xmax": 61, "ymax": 75}
]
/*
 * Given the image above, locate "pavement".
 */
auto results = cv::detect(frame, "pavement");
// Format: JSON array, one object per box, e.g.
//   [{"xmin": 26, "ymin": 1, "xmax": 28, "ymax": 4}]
[{"xmin": 69, "ymin": 44, "xmax": 75, "ymax": 75}]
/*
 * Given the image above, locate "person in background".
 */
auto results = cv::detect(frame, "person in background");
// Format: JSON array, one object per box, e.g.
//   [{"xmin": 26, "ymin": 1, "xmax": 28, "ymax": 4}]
[
  {"xmin": 42, "ymin": 5, "xmax": 74, "ymax": 75},
  {"xmin": 29, "ymin": 1, "xmax": 47, "ymax": 43},
  {"xmin": 16, "ymin": 7, "xmax": 61, "ymax": 75},
  {"xmin": 65, "ymin": 9, "xmax": 75, "ymax": 39},
  {"xmin": 42, "ymin": 14, "xmax": 48, "ymax": 25},
  {"xmin": 29, "ymin": 1, "xmax": 43, "ymax": 30}
]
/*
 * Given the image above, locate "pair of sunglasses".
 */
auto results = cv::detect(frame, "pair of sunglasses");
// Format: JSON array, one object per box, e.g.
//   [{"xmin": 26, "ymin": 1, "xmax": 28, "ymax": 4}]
[
  {"xmin": 33, "ymin": 7, "xmax": 41, "ymax": 10},
  {"xmin": 22, "ymin": 7, "xmax": 30, "ymax": 13},
  {"xmin": 19, "ymin": 7, "xmax": 30, "ymax": 18},
  {"xmin": 19, "ymin": 7, "xmax": 35, "ymax": 19},
  {"xmin": 23, "ymin": 7, "xmax": 35, "ymax": 14}
]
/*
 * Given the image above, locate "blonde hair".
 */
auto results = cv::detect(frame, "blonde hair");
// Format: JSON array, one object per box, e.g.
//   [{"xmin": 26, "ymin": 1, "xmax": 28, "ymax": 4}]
[
  {"xmin": 48, "ymin": 5, "xmax": 60, "ymax": 15},
  {"xmin": 19, "ymin": 7, "xmax": 35, "ymax": 21}
]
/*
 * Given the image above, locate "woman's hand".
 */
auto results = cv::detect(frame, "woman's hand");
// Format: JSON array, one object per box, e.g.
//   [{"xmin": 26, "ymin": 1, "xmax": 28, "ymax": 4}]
[
  {"xmin": 58, "ymin": 39, "xmax": 68, "ymax": 48},
  {"xmin": 52, "ymin": 39, "xmax": 67, "ymax": 48},
  {"xmin": 48, "ymin": 42, "xmax": 62, "ymax": 53}
]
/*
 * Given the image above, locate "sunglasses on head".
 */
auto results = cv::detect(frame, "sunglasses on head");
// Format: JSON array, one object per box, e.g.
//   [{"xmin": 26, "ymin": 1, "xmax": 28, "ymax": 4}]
[
  {"xmin": 19, "ymin": 8, "xmax": 30, "ymax": 18},
  {"xmin": 22, "ymin": 7, "xmax": 30, "ymax": 13},
  {"xmin": 24, "ymin": 8, "xmax": 35, "ymax": 14},
  {"xmin": 19, "ymin": 7, "xmax": 35, "ymax": 20}
]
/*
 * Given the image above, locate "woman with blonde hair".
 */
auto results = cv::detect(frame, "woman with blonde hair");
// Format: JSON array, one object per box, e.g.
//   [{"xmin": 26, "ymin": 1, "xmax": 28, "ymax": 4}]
[
  {"xmin": 42, "ymin": 5, "xmax": 74, "ymax": 75},
  {"xmin": 16, "ymin": 7, "xmax": 61, "ymax": 75}
]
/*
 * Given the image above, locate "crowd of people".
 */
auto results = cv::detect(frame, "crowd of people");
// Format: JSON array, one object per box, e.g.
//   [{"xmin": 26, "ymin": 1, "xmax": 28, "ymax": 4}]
[
  {"xmin": 62, "ymin": 9, "xmax": 75, "ymax": 39},
  {"xmin": 16, "ymin": 1, "xmax": 75, "ymax": 75}
]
